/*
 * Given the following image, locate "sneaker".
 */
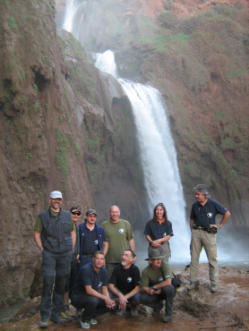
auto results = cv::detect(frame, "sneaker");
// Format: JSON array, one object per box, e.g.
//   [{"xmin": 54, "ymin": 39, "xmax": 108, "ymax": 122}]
[
  {"xmin": 90, "ymin": 318, "xmax": 98, "ymax": 325},
  {"xmin": 39, "ymin": 319, "xmax": 49, "ymax": 328},
  {"xmin": 115, "ymin": 308, "xmax": 125, "ymax": 316},
  {"xmin": 163, "ymin": 314, "xmax": 172, "ymax": 323},
  {"xmin": 130, "ymin": 307, "xmax": 138, "ymax": 317},
  {"xmin": 80, "ymin": 320, "xmax": 90, "ymax": 329}
]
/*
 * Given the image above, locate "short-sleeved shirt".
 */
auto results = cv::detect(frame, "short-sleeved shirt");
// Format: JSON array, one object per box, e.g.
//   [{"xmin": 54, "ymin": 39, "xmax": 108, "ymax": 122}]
[
  {"xmin": 80, "ymin": 225, "xmax": 107, "ymax": 255},
  {"xmin": 102, "ymin": 219, "xmax": 133, "ymax": 263},
  {"xmin": 34, "ymin": 209, "xmax": 75, "ymax": 232},
  {"xmin": 190, "ymin": 198, "xmax": 228, "ymax": 228},
  {"xmin": 78, "ymin": 262, "xmax": 108, "ymax": 293},
  {"xmin": 109, "ymin": 264, "xmax": 140, "ymax": 294},
  {"xmin": 144, "ymin": 219, "xmax": 174, "ymax": 240},
  {"xmin": 141, "ymin": 262, "xmax": 173, "ymax": 288}
]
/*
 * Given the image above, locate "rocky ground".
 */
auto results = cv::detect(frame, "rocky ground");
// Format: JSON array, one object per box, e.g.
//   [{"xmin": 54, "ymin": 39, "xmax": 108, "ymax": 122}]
[{"xmin": 0, "ymin": 264, "xmax": 248, "ymax": 331}]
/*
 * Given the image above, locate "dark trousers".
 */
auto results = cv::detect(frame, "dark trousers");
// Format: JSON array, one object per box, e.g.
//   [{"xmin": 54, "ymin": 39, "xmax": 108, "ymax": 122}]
[
  {"xmin": 71, "ymin": 293, "xmax": 110, "ymax": 321},
  {"xmin": 40, "ymin": 250, "xmax": 72, "ymax": 319},
  {"xmin": 140, "ymin": 285, "xmax": 175, "ymax": 315}
]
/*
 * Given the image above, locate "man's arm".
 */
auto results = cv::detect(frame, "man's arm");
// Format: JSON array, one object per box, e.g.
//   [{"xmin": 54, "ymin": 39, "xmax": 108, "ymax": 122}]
[
  {"xmin": 71, "ymin": 230, "xmax": 76, "ymax": 251},
  {"xmin": 34, "ymin": 231, "xmax": 43, "ymax": 252},
  {"xmin": 129, "ymin": 238, "xmax": 135, "ymax": 252},
  {"xmin": 190, "ymin": 218, "xmax": 194, "ymax": 229},
  {"xmin": 210, "ymin": 210, "xmax": 231, "ymax": 229},
  {"xmin": 103, "ymin": 241, "xmax": 108, "ymax": 256},
  {"xmin": 85, "ymin": 285, "xmax": 115, "ymax": 308}
]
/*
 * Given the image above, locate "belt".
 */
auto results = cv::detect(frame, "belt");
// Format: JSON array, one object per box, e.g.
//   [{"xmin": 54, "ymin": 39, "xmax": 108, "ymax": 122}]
[{"xmin": 193, "ymin": 225, "xmax": 205, "ymax": 230}]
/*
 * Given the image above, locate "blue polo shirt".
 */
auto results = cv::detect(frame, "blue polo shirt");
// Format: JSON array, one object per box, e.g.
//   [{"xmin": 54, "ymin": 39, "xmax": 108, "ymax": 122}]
[
  {"xmin": 79, "ymin": 262, "xmax": 108, "ymax": 293},
  {"xmin": 190, "ymin": 198, "xmax": 227, "ymax": 228},
  {"xmin": 144, "ymin": 219, "xmax": 174, "ymax": 240}
]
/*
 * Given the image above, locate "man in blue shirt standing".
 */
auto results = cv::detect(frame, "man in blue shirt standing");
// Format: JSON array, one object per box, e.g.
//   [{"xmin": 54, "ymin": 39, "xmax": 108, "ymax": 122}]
[
  {"xmin": 71, "ymin": 251, "xmax": 115, "ymax": 329},
  {"xmin": 189, "ymin": 184, "xmax": 231, "ymax": 293}
]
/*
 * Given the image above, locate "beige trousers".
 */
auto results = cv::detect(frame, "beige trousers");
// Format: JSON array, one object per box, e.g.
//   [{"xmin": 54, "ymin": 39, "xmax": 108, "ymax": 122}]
[{"xmin": 190, "ymin": 229, "xmax": 218, "ymax": 285}]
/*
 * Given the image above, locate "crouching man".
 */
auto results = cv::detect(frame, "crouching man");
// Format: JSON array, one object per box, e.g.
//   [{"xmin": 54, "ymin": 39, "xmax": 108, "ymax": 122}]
[
  {"xmin": 108, "ymin": 249, "xmax": 140, "ymax": 317},
  {"xmin": 140, "ymin": 249, "xmax": 175, "ymax": 323},
  {"xmin": 70, "ymin": 251, "xmax": 115, "ymax": 329}
]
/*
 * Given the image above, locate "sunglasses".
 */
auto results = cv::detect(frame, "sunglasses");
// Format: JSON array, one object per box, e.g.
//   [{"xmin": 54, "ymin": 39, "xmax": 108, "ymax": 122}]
[{"xmin": 72, "ymin": 211, "xmax": 81, "ymax": 216}]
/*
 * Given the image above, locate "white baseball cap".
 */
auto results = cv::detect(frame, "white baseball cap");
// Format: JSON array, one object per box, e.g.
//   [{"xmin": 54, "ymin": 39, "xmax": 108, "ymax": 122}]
[{"xmin": 49, "ymin": 190, "xmax": 63, "ymax": 199}]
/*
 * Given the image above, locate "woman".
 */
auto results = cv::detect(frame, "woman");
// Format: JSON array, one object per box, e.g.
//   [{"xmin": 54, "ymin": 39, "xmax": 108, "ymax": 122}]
[{"xmin": 144, "ymin": 203, "xmax": 173, "ymax": 263}]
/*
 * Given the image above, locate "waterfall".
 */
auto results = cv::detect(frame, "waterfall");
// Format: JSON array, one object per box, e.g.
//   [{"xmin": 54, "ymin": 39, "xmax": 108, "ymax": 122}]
[{"xmin": 95, "ymin": 51, "xmax": 190, "ymax": 262}]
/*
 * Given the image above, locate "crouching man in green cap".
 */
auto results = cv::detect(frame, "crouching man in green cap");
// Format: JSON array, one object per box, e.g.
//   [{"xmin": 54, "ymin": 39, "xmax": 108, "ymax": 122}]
[{"xmin": 140, "ymin": 249, "xmax": 175, "ymax": 323}]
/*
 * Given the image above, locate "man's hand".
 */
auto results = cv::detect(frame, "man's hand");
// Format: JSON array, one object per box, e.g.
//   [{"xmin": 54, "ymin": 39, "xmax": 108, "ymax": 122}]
[
  {"xmin": 118, "ymin": 294, "xmax": 128, "ymax": 309},
  {"xmin": 105, "ymin": 297, "xmax": 115, "ymax": 309}
]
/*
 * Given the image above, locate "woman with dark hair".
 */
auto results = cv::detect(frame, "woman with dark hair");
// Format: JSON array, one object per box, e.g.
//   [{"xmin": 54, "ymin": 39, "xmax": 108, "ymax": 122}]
[{"xmin": 144, "ymin": 203, "xmax": 173, "ymax": 263}]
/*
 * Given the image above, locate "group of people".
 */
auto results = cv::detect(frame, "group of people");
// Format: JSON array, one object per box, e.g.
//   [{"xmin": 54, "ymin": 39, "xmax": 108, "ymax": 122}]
[{"xmin": 34, "ymin": 184, "xmax": 230, "ymax": 329}]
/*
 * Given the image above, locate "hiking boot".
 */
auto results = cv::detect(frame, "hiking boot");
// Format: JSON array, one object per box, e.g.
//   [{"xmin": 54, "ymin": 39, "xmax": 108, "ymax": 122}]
[
  {"xmin": 80, "ymin": 320, "xmax": 90, "ymax": 329},
  {"xmin": 163, "ymin": 314, "xmax": 172, "ymax": 323},
  {"xmin": 90, "ymin": 318, "xmax": 98, "ymax": 325},
  {"xmin": 39, "ymin": 318, "xmax": 49, "ymax": 328}
]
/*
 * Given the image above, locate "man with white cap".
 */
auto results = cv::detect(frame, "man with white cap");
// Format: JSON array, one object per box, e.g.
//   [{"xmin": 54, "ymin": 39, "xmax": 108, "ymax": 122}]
[{"xmin": 34, "ymin": 190, "xmax": 76, "ymax": 328}]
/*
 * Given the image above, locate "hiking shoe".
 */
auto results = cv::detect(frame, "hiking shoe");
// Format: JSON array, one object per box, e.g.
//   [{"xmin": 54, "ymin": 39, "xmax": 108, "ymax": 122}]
[
  {"xmin": 80, "ymin": 320, "xmax": 90, "ymax": 329},
  {"xmin": 210, "ymin": 284, "xmax": 218, "ymax": 293},
  {"xmin": 116, "ymin": 308, "xmax": 125, "ymax": 316},
  {"xmin": 60, "ymin": 311, "xmax": 72, "ymax": 321},
  {"xmin": 163, "ymin": 314, "xmax": 172, "ymax": 323},
  {"xmin": 130, "ymin": 307, "xmax": 138, "ymax": 317},
  {"xmin": 90, "ymin": 318, "xmax": 98, "ymax": 325},
  {"xmin": 39, "ymin": 318, "xmax": 49, "ymax": 328}
]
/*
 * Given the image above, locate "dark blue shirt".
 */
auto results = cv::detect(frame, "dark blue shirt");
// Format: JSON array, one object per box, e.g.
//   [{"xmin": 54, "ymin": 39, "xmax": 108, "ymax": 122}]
[
  {"xmin": 79, "ymin": 223, "xmax": 107, "ymax": 255},
  {"xmin": 144, "ymin": 219, "xmax": 174, "ymax": 240},
  {"xmin": 79, "ymin": 262, "xmax": 108, "ymax": 293},
  {"xmin": 190, "ymin": 198, "xmax": 227, "ymax": 228}
]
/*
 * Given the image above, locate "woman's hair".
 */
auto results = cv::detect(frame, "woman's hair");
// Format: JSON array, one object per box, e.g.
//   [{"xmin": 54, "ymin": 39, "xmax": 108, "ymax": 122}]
[{"xmin": 153, "ymin": 202, "xmax": 168, "ymax": 220}]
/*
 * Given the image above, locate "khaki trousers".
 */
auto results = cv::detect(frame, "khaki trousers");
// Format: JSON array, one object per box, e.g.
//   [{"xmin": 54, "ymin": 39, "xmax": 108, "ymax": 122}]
[{"xmin": 190, "ymin": 229, "xmax": 218, "ymax": 285}]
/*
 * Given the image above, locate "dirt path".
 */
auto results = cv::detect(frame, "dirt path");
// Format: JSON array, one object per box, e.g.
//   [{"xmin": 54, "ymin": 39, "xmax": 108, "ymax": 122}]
[{"xmin": 1, "ymin": 264, "xmax": 248, "ymax": 331}]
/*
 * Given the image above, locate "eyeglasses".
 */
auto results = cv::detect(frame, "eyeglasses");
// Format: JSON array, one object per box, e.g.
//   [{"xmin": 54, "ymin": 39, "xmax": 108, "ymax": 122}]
[{"xmin": 72, "ymin": 211, "xmax": 81, "ymax": 216}]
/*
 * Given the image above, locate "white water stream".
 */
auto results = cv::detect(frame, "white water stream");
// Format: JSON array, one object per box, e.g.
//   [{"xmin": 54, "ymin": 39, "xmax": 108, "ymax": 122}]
[{"xmin": 95, "ymin": 50, "xmax": 190, "ymax": 262}]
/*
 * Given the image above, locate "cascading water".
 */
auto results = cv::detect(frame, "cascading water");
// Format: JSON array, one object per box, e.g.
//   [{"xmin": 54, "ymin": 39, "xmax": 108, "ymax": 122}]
[{"xmin": 95, "ymin": 51, "xmax": 190, "ymax": 262}]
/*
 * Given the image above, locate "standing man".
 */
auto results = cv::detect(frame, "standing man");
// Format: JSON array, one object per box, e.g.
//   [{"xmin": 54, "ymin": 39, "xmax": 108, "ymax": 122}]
[
  {"xmin": 62, "ymin": 206, "xmax": 82, "ymax": 320},
  {"xmin": 102, "ymin": 205, "xmax": 135, "ymax": 276},
  {"xmin": 78, "ymin": 209, "xmax": 108, "ymax": 266},
  {"xmin": 71, "ymin": 251, "xmax": 115, "ymax": 329},
  {"xmin": 140, "ymin": 249, "xmax": 175, "ymax": 323},
  {"xmin": 109, "ymin": 249, "xmax": 140, "ymax": 316},
  {"xmin": 189, "ymin": 184, "xmax": 231, "ymax": 292},
  {"xmin": 34, "ymin": 191, "xmax": 76, "ymax": 328}
]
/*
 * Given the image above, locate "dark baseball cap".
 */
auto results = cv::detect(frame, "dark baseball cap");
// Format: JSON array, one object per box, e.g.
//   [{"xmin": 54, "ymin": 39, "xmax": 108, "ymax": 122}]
[{"xmin": 86, "ymin": 209, "xmax": 97, "ymax": 216}]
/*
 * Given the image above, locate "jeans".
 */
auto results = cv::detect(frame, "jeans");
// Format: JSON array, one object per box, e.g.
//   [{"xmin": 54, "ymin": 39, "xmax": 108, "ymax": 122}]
[
  {"xmin": 140, "ymin": 286, "xmax": 175, "ymax": 315},
  {"xmin": 71, "ymin": 292, "xmax": 110, "ymax": 321},
  {"xmin": 40, "ymin": 250, "xmax": 72, "ymax": 319}
]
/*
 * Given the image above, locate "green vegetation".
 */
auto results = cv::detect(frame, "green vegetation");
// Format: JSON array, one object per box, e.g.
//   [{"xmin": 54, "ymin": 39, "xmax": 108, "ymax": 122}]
[
  {"xmin": 8, "ymin": 16, "xmax": 17, "ymax": 30},
  {"xmin": 55, "ymin": 130, "xmax": 69, "ymax": 178}
]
